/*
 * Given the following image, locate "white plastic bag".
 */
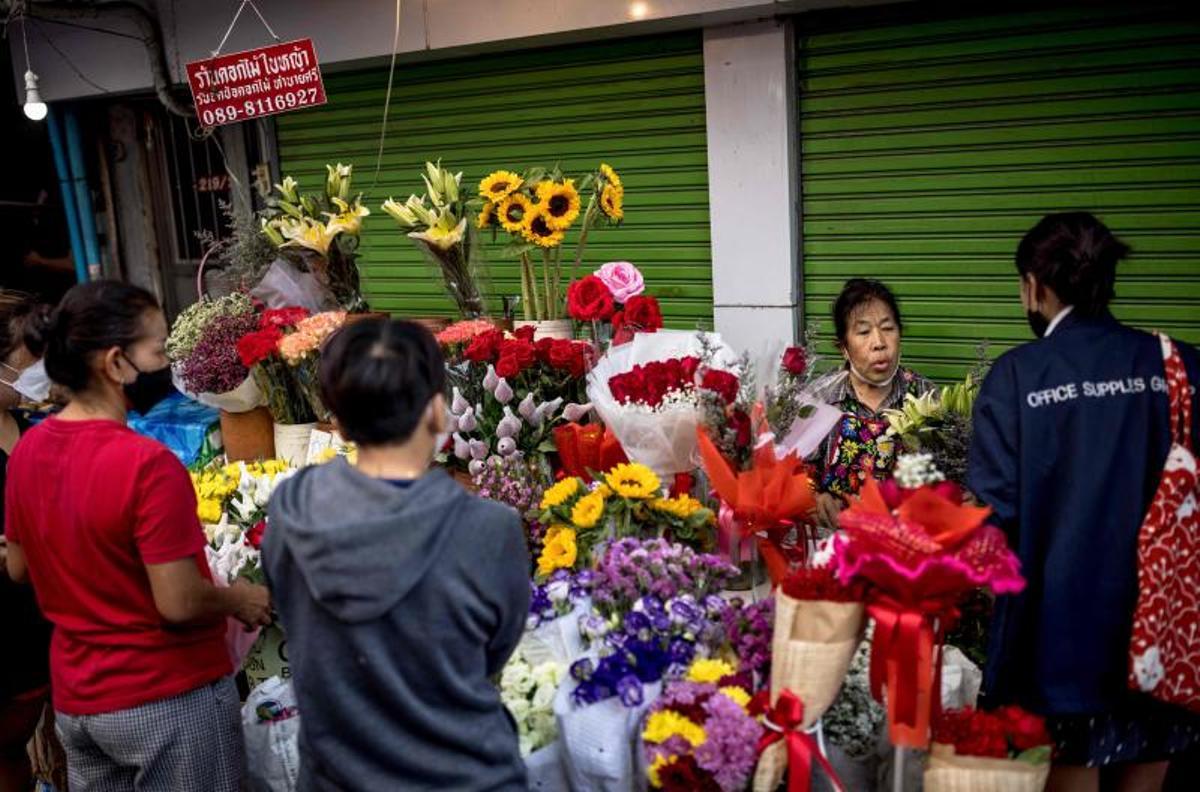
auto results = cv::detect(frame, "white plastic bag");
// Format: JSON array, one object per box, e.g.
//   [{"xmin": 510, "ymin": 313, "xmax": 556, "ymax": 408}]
[
  {"xmin": 940, "ymin": 645, "xmax": 983, "ymax": 710},
  {"xmin": 520, "ymin": 602, "xmax": 589, "ymax": 668},
  {"xmin": 243, "ymin": 676, "xmax": 301, "ymax": 792},
  {"xmin": 524, "ymin": 740, "xmax": 570, "ymax": 792},
  {"xmin": 252, "ymin": 257, "xmax": 337, "ymax": 313},
  {"xmin": 554, "ymin": 674, "xmax": 662, "ymax": 792},
  {"xmin": 172, "ymin": 364, "xmax": 264, "ymax": 413}
]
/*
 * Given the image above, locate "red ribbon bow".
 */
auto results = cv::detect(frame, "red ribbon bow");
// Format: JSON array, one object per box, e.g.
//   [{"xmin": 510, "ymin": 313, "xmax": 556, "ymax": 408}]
[{"xmin": 755, "ymin": 690, "xmax": 845, "ymax": 792}]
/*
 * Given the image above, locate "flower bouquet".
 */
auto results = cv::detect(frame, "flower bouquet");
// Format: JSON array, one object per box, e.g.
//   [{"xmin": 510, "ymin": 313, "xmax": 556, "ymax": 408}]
[
  {"xmin": 883, "ymin": 373, "xmax": 982, "ymax": 485},
  {"xmin": 262, "ymin": 165, "xmax": 371, "ymax": 312},
  {"xmin": 382, "ymin": 161, "xmax": 488, "ymax": 318},
  {"xmin": 752, "ymin": 564, "xmax": 865, "ymax": 792},
  {"xmin": 524, "ymin": 569, "xmax": 596, "ymax": 668},
  {"xmin": 168, "ymin": 293, "xmax": 264, "ymax": 413},
  {"xmin": 833, "ymin": 475, "xmax": 1025, "ymax": 749},
  {"xmin": 237, "ymin": 307, "xmax": 319, "ymax": 466},
  {"xmin": 537, "ymin": 462, "xmax": 716, "ymax": 562},
  {"xmin": 588, "ymin": 330, "xmax": 741, "ymax": 480},
  {"xmin": 641, "ymin": 660, "xmax": 764, "ymax": 792},
  {"xmin": 476, "ymin": 162, "xmax": 625, "ymax": 324},
  {"xmin": 278, "ymin": 310, "xmax": 347, "ymax": 421},
  {"xmin": 499, "ymin": 649, "xmax": 567, "ymax": 757},
  {"xmin": 566, "ymin": 261, "xmax": 664, "ymax": 346},
  {"xmin": 721, "ymin": 597, "xmax": 775, "ymax": 689},
  {"xmin": 925, "ymin": 707, "xmax": 1053, "ymax": 792}
]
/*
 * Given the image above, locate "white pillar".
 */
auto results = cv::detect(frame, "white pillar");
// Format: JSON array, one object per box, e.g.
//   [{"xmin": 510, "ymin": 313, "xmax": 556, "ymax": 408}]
[{"xmin": 703, "ymin": 19, "xmax": 801, "ymax": 352}]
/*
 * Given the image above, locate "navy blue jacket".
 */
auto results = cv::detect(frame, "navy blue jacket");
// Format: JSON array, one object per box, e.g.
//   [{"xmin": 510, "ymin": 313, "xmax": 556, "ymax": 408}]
[{"xmin": 968, "ymin": 311, "xmax": 1200, "ymax": 715}]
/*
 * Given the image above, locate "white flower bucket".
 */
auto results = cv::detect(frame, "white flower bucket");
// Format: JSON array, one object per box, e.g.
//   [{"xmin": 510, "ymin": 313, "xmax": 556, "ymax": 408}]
[
  {"xmin": 273, "ymin": 422, "xmax": 316, "ymax": 467},
  {"xmin": 515, "ymin": 319, "xmax": 574, "ymax": 341}
]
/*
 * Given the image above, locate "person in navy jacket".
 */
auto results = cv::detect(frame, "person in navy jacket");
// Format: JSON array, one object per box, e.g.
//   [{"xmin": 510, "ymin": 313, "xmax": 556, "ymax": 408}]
[{"xmin": 969, "ymin": 212, "xmax": 1200, "ymax": 792}]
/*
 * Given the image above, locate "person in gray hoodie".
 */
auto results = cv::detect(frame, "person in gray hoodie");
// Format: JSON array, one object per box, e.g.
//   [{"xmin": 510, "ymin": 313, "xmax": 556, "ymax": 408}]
[{"xmin": 263, "ymin": 318, "xmax": 530, "ymax": 791}]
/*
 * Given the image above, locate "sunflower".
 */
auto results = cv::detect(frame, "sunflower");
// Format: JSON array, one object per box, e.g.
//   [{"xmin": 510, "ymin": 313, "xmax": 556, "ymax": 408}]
[
  {"xmin": 604, "ymin": 462, "xmax": 660, "ymax": 500},
  {"xmin": 476, "ymin": 201, "xmax": 497, "ymax": 230},
  {"xmin": 536, "ymin": 528, "xmax": 578, "ymax": 577},
  {"xmin": 540, "ymin": 477, "xmax": 580, "ymax": 509},
  {"xmin": 522, "ymin": 206, "xmax": 566, "ymax": 248},
  {"xmin": 535, "ymin": 179, "xmax": 581, "ymax": 231},
  {"xmin": 600, "ymin": 183, "xmax": 625, "ymax": 221},
  {"xmin": 479, "ymin": 170, "xmax": 523, "ymax": 202},
  {"xmin": 498, "ymin": 192, "xmax": 533, "ymax": 234},
  {"xmin": 650, "ymin": 495, "xmax": 705, "ymax": 520},
  {"xmin": 570, "ymin": 490, "xmax": 606, "ymax": 529},
  {"xmin": 600, "ymin": 162, "xmax": 622, "ymax": 188}
]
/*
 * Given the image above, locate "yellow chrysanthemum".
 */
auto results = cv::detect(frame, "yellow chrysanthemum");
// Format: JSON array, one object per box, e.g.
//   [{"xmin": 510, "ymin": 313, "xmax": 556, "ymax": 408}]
[
  {"xmin": 479, "ymin": 170, "xmax": 523, "ymax": 202},
  {"xmin": 535, "ymin": 179, "xmax": 581, "ymax": 231},
  {"xmin": 648, "ymin": 754, "xmax": 670, "ymax": 788},
  {"xmin": 536, "ymin": 528, "xmax": 578, "ymax": 577},
  {"xmin": 719, "ymin": 686, "xmax": 752, "ymax": 710},
  {"xmin": 600, "ymin": 162, "xmax": 622, "ymax": 188},
  {"xmin": 600, "ymin": 183, "xmax": 625, "ymax": 221},
  {"xmin": 570, "ymin": 491, "xmax": 606, "ymax": 529},
  {"xmin": 687, "ymin": 658, "xmax": 736, "ymax": 685},
  {"xmin": 477, "ymin": 201, "xmax": 497, "ymax": 230},
  {"xmin": 197, "ymin": 499, "xmax": 223, "ymax": 525},
  {"xmin": 498, "ymin": 192, "xmax": 533, "ymax": 234},
  {"xmin": 650, "ymin": 495, "xmax": 705, "ymax": 520},
  {"xmin": 313, "ymin": 447, "xmax": 339, "ymax": 464},
  {"xmin": 604, "ymin": 463, "xmax": 661, "ymax": 500},
  {"xmin": 642, "ymin": 711, "xmax": 707, "ymax": 747},
  {"xmin": 522, "ymin": 206, "xmax": 566, "ymax": 249},
  {"xmin": 541, "ymin": 477, "xmax": 581, "ymax": 509}
]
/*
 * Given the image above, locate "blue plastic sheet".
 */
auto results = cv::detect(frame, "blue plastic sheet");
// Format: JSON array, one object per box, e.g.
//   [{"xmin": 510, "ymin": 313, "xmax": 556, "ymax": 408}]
[{"xmin": 128, "ymin": 391, "xmax": 220, "ymax": 467}]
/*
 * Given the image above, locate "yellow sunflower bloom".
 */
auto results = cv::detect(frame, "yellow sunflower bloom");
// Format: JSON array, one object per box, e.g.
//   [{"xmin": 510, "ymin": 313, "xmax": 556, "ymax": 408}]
[
  {"xmin": 542, "ymin": 524, "xmax": 571, "ymax": 545},
  {"xmin": 650, "ymin": 495, "xmax": 705, "ymax": 520},
  {"xmin": 642, "ymin": 711, "xmax": 707, "ymax": 747},
  {"xmin": 600, "ymin": 162, "xmax": 622, "ymax": 188},
  {"xmin": 477, "ymin": 201, "xmax": 497, "ymax": 230},
  {"xmin": 498, "ymin": 192, "xmax": 533, "ymax": 234},
  {"xmin": 541, "ymin": 477, "xmax": 581, "ymax": 509},
  {"xmin": 479, "ymin": 170, "xmax": 523, "ymax": 202},
  {"xmin": 600, "ymin": 183, "xmax": 625, "ymax": 221},
  {"xmin": 719, "ymin": 686, "xmax": 752, "ymax": 710},
  {"xmin": 522, "ymin": 206, "xmax": 566, "ymax": 249},
  {"xmin": 535, "ymin": 179, "xmax": 581, "ymax": 231},
  {"xmin": 604, "ymin": 463, "xmax": 661, "ymax": 500},
  {"xmin": 570, "ymin": 491, "xmax": 606, "ymax": 529},
  {"xmin": 686, "ymin": 658, "xmax": 736, "ymax": 685},
  {"xmin": 197, "ymin": 499, "xmax": 223, "ymax": 525},
  {"xmin": 536, "ymin": 528, "xmax": 578, "ymax": 577}
]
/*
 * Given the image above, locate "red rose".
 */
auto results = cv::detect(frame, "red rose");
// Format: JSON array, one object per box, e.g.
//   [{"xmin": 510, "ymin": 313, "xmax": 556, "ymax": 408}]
[
  {"xmin": 513, "ymin": 324, "xmax": 536, "ymax": 343},
  {"xmin": 782, "ymin": 346, "xmax": 808, "ymax": 378},
  {"xmin": 499, "ymin": 339, "xmax": 536, "ymax": 369},
  {"xmin": 730, "ymin": 408, "xmax": 752, "ymax": 448},
  {"xmin": 548, "ymin": 340, "xmax": 588, "ymax": 377},
  {"xmin": 259, "ymin": 307, "xmax": 309, "ymax": 330},
  {"xmin": 236, "ymin": 327, "xmax": 283, "ymax": 367},
  {"xmin": 609, "ymin": 369, "xmax": 644, "ymax": 404},
  {"xmin": 680, "ymin": 356, "xmax": 701, "ymax": 383},
  {"xmin": 701, "ymin": 368, "xmax": 740, "ymax": 404},
  {"xmin": 610, "ymin": 312, "xmax": 635, "ymax": 346},
  {"xmin": 464, "ymin": 329, "xmax": 504, "ymax": 363},
  {"xmin": 1001, "ymin": 707, "xmax": 1051, "ymax": 751},
  {"xmin": 566, "ymin": 275, "xmax": 615, "ymax": 322},
  {"xmin": 643, "ymin": 362, "xmax": 678, "ymax": 407},
  {"xmin": 621, "ymin": 295, "xmax": 663, "ymax": 332},
  {"xmin": 247, "ymin": 519, "xmax": 267, "ymax": 550}
]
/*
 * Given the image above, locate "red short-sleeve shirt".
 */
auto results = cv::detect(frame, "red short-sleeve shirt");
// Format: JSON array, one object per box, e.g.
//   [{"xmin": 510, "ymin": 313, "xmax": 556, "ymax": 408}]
[{"xmin": 4, "ymin": 417, "xmax": 229, "ymax": 715}]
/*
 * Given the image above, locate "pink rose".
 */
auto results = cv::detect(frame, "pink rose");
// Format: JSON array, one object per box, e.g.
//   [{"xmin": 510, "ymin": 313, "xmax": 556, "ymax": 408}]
[{"xmin": 595, "ymin": 261, "xmax": 645, "ymax": 303}]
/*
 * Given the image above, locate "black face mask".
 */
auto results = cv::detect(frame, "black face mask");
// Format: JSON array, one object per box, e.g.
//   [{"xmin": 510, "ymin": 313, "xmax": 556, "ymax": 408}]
[
  {"xmin": 1026, "ymin": 310, "xmax": 1050, "ymax": 339},
  {"xmin": 122, "ymin": 357, "xmax": 175, "ymax": 415}
]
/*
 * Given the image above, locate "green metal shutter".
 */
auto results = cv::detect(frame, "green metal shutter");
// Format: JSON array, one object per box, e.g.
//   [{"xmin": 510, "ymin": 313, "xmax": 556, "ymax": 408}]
[
  {"xmin": 798, "ymin": 2, "xmax": 1200, "ymax": 381},
  {"xmin": 276, "ymin": 33, "xmax": 711, "ymax": 326}
]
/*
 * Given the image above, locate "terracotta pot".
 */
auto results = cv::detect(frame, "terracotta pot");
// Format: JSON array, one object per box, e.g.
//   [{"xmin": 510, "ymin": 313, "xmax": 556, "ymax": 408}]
[
  {"xmin": 514, "ymin": 319, "xmax": 574, "ymax": 341},
  {"xmin": 219, "ymin": 407, "xmax": 275, "ymax": 462}
]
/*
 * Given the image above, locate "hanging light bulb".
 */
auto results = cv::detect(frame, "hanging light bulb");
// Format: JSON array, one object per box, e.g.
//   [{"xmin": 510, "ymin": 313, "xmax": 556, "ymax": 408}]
[{"xmin": 23, "ymin": 70, "xmax": 47, "ymax": 121}]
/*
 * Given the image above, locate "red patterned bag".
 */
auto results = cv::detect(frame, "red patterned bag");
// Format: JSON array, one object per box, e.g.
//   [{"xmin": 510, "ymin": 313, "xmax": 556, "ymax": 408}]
[{"xmin": 1129, "ymin": 334, "xmax": 1200, "ymax": 710}]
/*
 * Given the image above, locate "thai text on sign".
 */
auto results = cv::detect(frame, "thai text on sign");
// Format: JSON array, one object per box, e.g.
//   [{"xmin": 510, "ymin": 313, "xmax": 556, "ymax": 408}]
[{"xmin": 186, "ymin": 39, "xmax": 326, "ymax": 127}]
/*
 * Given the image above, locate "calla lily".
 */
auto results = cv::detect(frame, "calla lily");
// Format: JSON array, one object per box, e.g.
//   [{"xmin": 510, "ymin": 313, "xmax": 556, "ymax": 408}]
[
  {"xmin": 497, "ymin": 437, "xmax": 517, "ymax": 456},
  {"xmin": 533, "ymin": 397, "xmax": 564, "ymax": 426},
  {"xmin": 563, "ymin": 403, "xmax": 593, "ymax": 422},
  {"xmin": 457, "ymin": 411, "xmax": 478, "ymax": 433},
  {"xmin": 451, "ymin": 387, "xmax": 471, "ymax": 415},
  {"xmin": 445, "ymin": 414, "xmax": 460, "ymax": 434},
  {"xmin": 468, "ymin": 459, "xmax": 486, "ymax": 477},
  {"xmin": 408, "ymin": 217, "xmax": 467, "ymax": 251},
  {"xmin": 483, "ymin": 365, "xmax": 500, "ymax": 393},
  {"xmin": 494, "ymin": 378, "xmax": 515, "ymax": 405},
  {"xmin": 496, "ymin": 408, "xmax": 522, "ymax": 439},
  {"xmin": 453, "ymin": 433, "xmax": 471, "ymax": 460},
  {"xmin": 518, "ymin": 393, "xmax": 538, "ymax": 421},
  {"xmin": 469, "ymin": 439, "xmax": 490, "ymax": 460}
]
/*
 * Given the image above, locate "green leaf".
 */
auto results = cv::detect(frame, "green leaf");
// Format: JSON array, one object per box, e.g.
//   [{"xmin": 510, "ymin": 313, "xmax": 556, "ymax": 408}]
[
  {"xmin": 536, "ymin": 439, "xmax": 557, "ymax": 453},
  {"xmin": 1015, "ymin": 746, "xmax": 1052, "ymax": 766},
  {"xmin": 525, "ymin": 167, "xmax": 547, "ymax": 184}
]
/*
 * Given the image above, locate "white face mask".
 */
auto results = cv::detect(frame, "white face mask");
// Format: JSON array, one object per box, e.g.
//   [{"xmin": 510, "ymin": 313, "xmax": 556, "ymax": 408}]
[
  {"xmin": 8, "ymin": 359, "xmax": 51, "ymax": 402},
  {"xmin": 847, "ymin": 356, "xmax": 900, "ymax": 389}
]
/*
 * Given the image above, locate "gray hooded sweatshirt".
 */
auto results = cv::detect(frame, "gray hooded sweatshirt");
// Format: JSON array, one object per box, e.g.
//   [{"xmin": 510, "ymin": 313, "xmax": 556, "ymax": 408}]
[{"xmin": 263, "ymin": 459, "xmax": 530, "ymax": 791}]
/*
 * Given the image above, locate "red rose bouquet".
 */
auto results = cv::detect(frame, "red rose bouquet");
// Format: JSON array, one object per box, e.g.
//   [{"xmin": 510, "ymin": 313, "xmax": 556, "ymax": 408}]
[
  {"xmin": 236, "ymin": 307, "xmax": 317, "ymax": 425},
  {"xmin": 925, "ymin": 707, "xmax": 1053, "ymax": 791},
  {"xmin": 566, "ymin": 261, "xmax": 664, "ymax": 346}
]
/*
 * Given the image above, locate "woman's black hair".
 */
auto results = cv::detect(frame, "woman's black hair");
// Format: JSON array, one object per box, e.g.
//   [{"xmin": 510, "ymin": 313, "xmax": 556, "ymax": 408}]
[
  {"xmin": 319, "ymin": 318, "xmax": 446, "ymax": 446},
  {"xmin": 832, "ymin": 278, "xmax": 904, "ymax": 347},
  {"xmin": 0, "ymin": 290, "xmax": 46, "ymax": 360},
  {"xmin": 1016, "ymin": 212, "xmax": 1129, "ymax": 316},
  {"xmin": 28, "ymin": 280, "xmax": 161, "ymax": 391}
]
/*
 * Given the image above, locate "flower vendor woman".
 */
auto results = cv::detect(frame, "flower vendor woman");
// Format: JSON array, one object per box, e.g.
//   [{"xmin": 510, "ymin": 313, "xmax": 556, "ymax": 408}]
[
  {"xmin": 969, "ymin": 212, "xmax": 1200, "ymax": 791},
  {"xmin": 806, "ymin": 278, "xmax": 934, "ymax": 529},
  {"xmin": 264, "ymin": 319, "xmax": 530, "ymax": 791}
]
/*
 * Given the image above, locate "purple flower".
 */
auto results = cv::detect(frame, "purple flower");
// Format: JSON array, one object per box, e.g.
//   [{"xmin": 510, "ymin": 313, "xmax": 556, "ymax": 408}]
[
  {"xmin": 570, "ymin": 657, "xmax": 595, "ymax": 682},
  {"xmin": 179, "ymin": 312, "xmax": 259, "ymax": 395},
  {"xmin": 617, "ymin": 674, "xmax": 644, "ymax": 707},
  {"xmin": 694, "ymin": 690, "xmax": 764, "ymax": 790},
  {"xmin": 667, "ymin": 637, "xmax": 695, "ymax": 665}
]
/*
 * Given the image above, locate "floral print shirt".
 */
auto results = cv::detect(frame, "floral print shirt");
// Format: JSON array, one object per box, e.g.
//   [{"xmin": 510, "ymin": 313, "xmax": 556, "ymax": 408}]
[{"xmin": 805, "ymin": 367, "xmax": 936, "ymax": 497}]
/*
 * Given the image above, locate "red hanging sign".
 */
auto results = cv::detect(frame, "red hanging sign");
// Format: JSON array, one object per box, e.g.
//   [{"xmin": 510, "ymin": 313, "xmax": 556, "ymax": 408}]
[{"xmin": 186, "ymin": 39, "xmax": 326, "ymax": 128}]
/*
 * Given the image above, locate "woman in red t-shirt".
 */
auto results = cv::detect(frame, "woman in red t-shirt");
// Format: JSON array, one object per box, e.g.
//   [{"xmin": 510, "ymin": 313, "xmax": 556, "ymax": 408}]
[{"xmin": 4, "ymin": 281, "xmax": 271, "ymax": 792}]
